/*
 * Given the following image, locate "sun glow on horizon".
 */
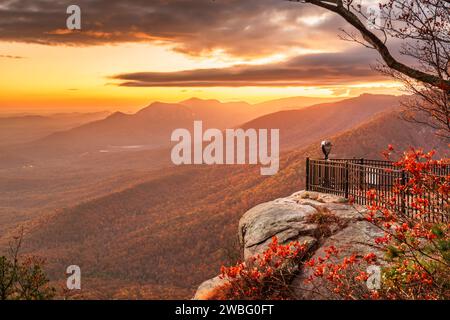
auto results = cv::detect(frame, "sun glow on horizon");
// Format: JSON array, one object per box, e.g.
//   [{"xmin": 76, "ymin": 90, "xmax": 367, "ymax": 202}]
[{"xmin": 0, "ymin": 40, "xmax": 403, "ymax": 114}]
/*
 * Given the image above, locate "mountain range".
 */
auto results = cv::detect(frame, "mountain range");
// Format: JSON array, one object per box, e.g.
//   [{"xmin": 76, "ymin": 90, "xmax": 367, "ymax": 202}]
[
  {"xmin": 0, "ymin": 94, "xmax": 399, "ymax": 163},
  {"xmin": 0, "ymin": 93, "xmax": 446, "ymax": 299},
  {"xmin": 0, "ymin": 111, "xmax": 110, "ymax": 147},
  {"xmin": 0, "ymin": 96, "xmax": 342, "ymax": 162}
]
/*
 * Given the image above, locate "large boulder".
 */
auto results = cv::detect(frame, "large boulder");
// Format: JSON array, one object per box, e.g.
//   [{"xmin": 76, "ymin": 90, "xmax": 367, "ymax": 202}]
[
  {"xmin": 292, "ymin": 220, "xmax": 384, "ymax": 299},
  {"xmin": 193, "ymin": 190, "xmax": 374, "ymax": 300},
  {"xmin": 239, "ymin": 190, "xmax": 365, "ymax": 259},
  {"xmin": 239, "ymin": 199, "xmax": 318, "ymax": 259},
  {"xmin": 193, "ymin": 276, "xmax": 228, "ymax": 300}
]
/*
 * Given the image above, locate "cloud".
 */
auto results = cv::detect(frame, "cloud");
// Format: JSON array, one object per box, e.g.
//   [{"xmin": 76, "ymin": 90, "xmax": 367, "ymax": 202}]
[
  {"xmin": 0, "ymin": 0, "xmax": 348, "ymax": 58},
  {"xmin": 0, "ymin": 54, "xmax": 24, "ymax": 59},
  {"xmin": 112, "ymin": 49, "xmax": 388, "ymax": 87}
]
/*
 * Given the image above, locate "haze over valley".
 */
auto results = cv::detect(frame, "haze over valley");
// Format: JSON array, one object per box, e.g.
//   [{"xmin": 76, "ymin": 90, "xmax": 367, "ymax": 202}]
[
  {"xmin": 0, "ymin": 93, "xmax": 446, "ymax": 298},
  {"xmin": 1, "ymin": 0, "xmax": 448, "ymax": 301}
]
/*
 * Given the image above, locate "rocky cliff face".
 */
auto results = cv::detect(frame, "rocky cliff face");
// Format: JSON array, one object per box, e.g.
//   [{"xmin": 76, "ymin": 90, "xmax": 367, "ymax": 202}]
[{"xmin": 194, "ymin": 190, "xmax": 384, "ymax": 300}]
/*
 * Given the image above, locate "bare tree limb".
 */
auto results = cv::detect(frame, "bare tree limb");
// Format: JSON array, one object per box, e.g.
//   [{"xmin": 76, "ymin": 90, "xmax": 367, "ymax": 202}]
[{"xmin": 289, "ymin": 0, "xmax": 450, "ymax": 90}]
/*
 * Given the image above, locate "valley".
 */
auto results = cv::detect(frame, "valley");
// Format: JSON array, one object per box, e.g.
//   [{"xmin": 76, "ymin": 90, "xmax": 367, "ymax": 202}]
[{"xmin": 0, "ymin": 94, "xmax": 446, "ymax": 299}]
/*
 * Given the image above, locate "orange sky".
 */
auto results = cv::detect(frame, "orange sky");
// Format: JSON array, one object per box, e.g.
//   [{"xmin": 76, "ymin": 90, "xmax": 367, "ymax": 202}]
[{"xmin": 0, "ymin": 1, "xmax": 404, "ymax": 114}]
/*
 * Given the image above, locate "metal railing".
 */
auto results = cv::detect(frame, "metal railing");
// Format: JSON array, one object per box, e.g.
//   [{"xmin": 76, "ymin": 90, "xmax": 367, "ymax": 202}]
[{"xmin": 305, "ymin": 158, "xmax": 449, "ymax": 222}]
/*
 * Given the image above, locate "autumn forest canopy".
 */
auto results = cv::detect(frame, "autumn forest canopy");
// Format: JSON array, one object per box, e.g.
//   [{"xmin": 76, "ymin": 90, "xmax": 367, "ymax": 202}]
[{"xmin": 0, "ymin": 0, "xmax": 448, "ymax": 302}]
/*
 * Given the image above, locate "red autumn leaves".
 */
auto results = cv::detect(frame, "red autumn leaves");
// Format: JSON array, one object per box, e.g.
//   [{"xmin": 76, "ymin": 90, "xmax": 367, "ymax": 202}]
[
  {"xmin": 216, "ymin": 146, "xmax": 449, "ymax": 300},
  {"xmin": 217, "ymin": 237, "xmax": 306, "ymax": 299}
]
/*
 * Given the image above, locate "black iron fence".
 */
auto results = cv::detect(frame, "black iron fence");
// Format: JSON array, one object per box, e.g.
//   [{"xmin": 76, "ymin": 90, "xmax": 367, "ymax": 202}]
[{"xmin": 305, "ymin": 158, "xmax": 449, "ymax": 222}]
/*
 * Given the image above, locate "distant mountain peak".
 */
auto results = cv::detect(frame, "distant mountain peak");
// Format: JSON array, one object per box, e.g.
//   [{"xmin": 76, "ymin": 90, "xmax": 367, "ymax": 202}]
[
  {"xmin": 145, "ymin": 101, "xmax": 181, "ymax": 108},
  {"xmin": 107, "ymin": 111, "xmax": 128, "ymax": 119},
  {"xmin": 357, "ymin": 93, "xmax": 399, "ymax": 98},
  {"xmin": 181, "ymin": 97, "xmax": 220, "ymax": 103},
  {"xmin": 137, "ymin": 102, "xmax": 191, "ymax": 115},
  {"xmin": 180, "ymin": 97, "xmax": 223, "ymax": 107},
  {"xmin": 180, "ymin": 97, "xmax": 251, "ymax": 108}
]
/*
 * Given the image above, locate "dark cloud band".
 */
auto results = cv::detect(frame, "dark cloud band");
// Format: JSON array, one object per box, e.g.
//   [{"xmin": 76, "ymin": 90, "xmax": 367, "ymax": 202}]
[
  {"xmin": 0, "ymin": 54, "xmax": 24, "ymax": 59},
  {"xmin": 112, "ymin": 49, "xmax": 387, "ymax": 87},
  {"xmin": 0, "ymin": 0, "xmax": 345, "ymax": 57}
]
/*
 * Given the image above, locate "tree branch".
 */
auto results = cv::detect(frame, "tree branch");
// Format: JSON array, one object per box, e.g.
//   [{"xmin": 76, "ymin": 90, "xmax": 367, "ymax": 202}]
[{"xmin": 290, "ymin": 0, "xmax": 450, "ymax": 90}]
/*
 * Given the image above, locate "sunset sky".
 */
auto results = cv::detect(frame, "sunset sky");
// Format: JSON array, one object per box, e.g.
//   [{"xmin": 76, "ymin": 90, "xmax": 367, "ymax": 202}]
[{"xmin": 0, "ymin": 0, "xmax": 404, "ymax": 114}]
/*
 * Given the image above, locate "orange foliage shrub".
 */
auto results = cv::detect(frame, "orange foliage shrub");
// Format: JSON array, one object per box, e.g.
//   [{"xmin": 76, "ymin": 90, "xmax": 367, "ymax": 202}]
[
  {"xmin": 305, "ymin": 147, "xmax": 449, "ymax": 300},
  {"xmin": 213, "ymin": 237, "xmax": 306, "ymax": 300}
]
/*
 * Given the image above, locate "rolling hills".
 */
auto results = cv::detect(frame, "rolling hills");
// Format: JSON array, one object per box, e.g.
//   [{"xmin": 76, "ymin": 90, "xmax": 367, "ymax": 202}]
[
  {"xmin": 0, "ymin": 95, "xmax": 346, "ymax": 163},
  {"xmin": 0, "ymin": 111, "xmax": 110, "ymax": 147},
  {"xmin": 242, "ymin": 93, "xmax": 404, "ymax": 150},
  {"xmin": 4, "ymin": 98, "xmax": 446, "ymax": 299}
]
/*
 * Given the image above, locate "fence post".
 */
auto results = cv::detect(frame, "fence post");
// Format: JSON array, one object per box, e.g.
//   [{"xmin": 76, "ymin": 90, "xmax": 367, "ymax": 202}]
[
  {"xmin": 345, "ymin": 161, "xmax": 349, "ymax": 199},
  {"xmin": 305, "ymin": 157, "xmax": 310, "ymax": 191},
  {"xmin": 401, "ymin": 170, "xmax": 407, "ymax": 215},
  {"xmin": 359, "ymin": 158, "xmax": 364, "ymax": 190}
]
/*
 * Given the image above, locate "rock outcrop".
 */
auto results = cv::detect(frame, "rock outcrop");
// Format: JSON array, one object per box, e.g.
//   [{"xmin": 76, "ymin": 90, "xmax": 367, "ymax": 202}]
[
  {"xmin": 194, "ymin": 190, "xmax": 384, "ymax": 299},
  {"xmin": 193, "ymin": 276, "xmax": 227, "ymax": 300}
]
